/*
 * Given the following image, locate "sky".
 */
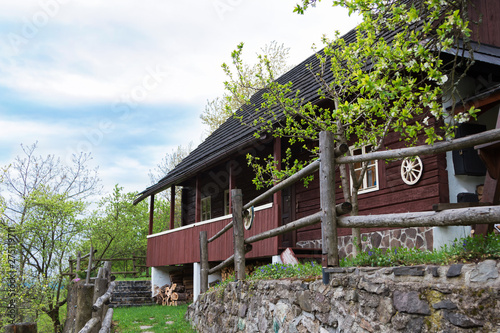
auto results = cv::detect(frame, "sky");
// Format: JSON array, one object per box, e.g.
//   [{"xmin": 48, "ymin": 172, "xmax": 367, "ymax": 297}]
[{"xmin": 0, "ymin": 0, "xmax": 360, "ymax": 199}]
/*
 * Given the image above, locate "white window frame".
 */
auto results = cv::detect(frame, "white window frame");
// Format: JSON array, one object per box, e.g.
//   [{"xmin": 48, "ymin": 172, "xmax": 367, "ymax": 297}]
[
  {"xmin": 201, "ymin": 196, "xmax": 211, "ymax": 221},
  {"xmin": 224, "ymin": 189, "xmax": 230, "ymax": 215},
  {"xmin": 349, "ymin": 145, "xmax": 379, "ymax": 194}
]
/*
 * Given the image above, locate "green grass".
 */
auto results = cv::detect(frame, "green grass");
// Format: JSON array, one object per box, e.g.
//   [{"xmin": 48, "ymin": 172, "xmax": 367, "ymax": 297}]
[
  {"xmin": 112, "ymin": 304, "xmax": 195, "ymax": 333},
  {"xmin": 113, "ymin": 276, "xmax": 151, "ymax": 281},
  {"xmin": 340, "ymin": 233, "xmax": 500, "ymax": 267},
  {"xmin": 208, "ymin": 234, "xmax": 500, "ymax": 286}
]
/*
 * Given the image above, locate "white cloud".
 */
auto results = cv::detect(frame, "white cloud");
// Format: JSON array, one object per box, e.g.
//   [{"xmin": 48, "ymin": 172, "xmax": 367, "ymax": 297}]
[
  {"xmin": 0, "ymin": 0, "xmax": 360, "ymax": 195},
  {"xmin": 0, "ymin": 0, "xmax": 359, "ymax": 106}
]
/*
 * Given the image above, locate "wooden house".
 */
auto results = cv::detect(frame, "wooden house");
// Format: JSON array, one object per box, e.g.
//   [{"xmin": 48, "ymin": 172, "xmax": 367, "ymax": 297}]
[{"xmin": 134, "ymin": 0, "xmax": 500, "ymax": 301}]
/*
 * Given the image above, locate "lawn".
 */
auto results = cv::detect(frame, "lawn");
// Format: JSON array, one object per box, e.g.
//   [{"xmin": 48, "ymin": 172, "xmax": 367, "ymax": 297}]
[{"xmin": 112, "ymin": 304, "xmax": 195, "ymax": 333}]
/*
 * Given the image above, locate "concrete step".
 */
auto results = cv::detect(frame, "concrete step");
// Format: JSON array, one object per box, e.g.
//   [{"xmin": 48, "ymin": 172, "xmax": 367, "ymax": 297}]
[{"xmin": 110, "ymin": 280, "xmax": 155, "ymax": 308}]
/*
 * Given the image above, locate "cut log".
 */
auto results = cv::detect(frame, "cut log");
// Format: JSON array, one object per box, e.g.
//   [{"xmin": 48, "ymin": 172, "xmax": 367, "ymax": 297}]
[
  {"xmin": 98, "ymin": 308, "xmax": 113, "ymax": 333},
  {"xmin": 78, "ymin": 318, "xmax": 99, "ymax": 333},
  {"xmin": 92, "ymin": 281, "xmax": 116, "ymax": 312}
]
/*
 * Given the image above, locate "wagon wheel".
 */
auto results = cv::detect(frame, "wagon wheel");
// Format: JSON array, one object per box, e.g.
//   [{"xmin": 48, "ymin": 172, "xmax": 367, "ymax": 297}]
[{"xmin": 401, "ymin": 156, "xmax": 423, "ymax": 185}]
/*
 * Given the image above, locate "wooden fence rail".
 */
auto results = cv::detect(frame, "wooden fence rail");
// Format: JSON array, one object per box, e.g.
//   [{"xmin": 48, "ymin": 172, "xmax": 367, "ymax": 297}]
[
  {"xmin": 66, "ymin": 253, "xmax": 148, "ymax": 279},
  {"xmin": 199, "ymin": 128, "xmax": 500, "ymax": 292}
]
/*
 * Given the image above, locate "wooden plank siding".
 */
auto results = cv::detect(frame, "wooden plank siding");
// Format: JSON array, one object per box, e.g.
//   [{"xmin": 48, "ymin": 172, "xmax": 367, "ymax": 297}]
[
  {"xmin": 294, "ymin": 134, "xmax": 449, "ymax": 243},
  {"xmin": 147, "ymin": 205, "xmax": 277, "ymax": 267},
  {"xmin": 469, "ymin": 0, "xmax": 500, "ymax": 48}
]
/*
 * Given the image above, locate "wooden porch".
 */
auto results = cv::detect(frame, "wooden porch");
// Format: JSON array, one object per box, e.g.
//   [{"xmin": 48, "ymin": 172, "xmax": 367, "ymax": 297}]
[{"xmin": 146, "ymin": 203, "xmax": 278, "ymax": 267}]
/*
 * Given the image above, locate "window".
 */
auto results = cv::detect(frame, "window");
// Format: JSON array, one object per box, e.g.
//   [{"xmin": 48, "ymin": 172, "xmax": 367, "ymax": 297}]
[
  {"xmin": 224, "ymin": 189, "xmax": 230, "ymax": 215},
  {"xmin": 350, "ymin": 145, "xmax": 379, "ymax": 194},
  {"xmin": 201, "ymin": 196, "xmax": 211, "ymax": 221}
]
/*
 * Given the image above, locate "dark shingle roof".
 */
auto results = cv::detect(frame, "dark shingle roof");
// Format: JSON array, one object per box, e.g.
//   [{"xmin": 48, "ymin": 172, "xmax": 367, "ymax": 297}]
[{"xmin": 134, "ymin": 2, "xmax": 500, "ymax": 205}]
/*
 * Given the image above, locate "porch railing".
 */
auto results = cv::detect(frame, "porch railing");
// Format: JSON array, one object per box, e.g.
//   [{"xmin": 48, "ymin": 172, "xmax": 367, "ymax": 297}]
[{"xmin": 199, "ymin": 128, "xmax": 500, "ymax": 292}]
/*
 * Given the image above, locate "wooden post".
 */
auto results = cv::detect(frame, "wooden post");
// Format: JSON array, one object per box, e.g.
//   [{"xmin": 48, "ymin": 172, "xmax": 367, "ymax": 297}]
[
  {"xmin": 195, "ymin": 176, "xmax": 201, "ymax": 222},
  {"xmin": 273, "ymin": 137, "xmax": 283, "ymax": 242},
  {"xmin": 200, "ymin": 231, "xmax": 209, "ymax": 293},
  {"xmin": 78, "ymin": 317, "xmax": 99, "ymax": 333},
  {"xmin": 91, "ymin": 276, "xmax": 108, "ymax": 333},
  {"xmin": 98, "ymin": 308, "xmax": 113, "ymax": 333},
  {"xmin": 4, "ymin": 323, "xmax": 37, "ymax": 333},
  {"xmin": 132, "ymin": 255, "xmax": 137, "ymax": 278},
  {"xmin": 170, "ymin": 186, "xmax": 175, "ymax": 230},
  {"xmin": 232, "ymin": 189, "xmax": 245, "ymax": 281},
  {"xmin": 76, "ymin": 251, "xmax": 82, "ymax": 272},
  {"xmin": 319, "ymin": 131, "xmax": 339, "ymax": 268},
  {"xmin": 86, "ymin": 246, "xmax": 94, "ymax": 285},
  {"xmin": 149, "ymin": 195, "xmax": 155, "ymax": 235},
  {"xmin": 69, "ymin": 257, "xmax": 74, "ymax": 277},
  {"xmin": 75, "ymin": 283, "xmax": 94, "ymax": 332}
]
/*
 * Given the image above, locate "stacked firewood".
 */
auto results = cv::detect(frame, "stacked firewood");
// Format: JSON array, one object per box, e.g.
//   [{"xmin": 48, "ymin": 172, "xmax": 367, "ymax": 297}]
[
  {"xmin": 153, "ymin": 283, "xmax": 187, "ymax": 306},
  {"xmin": 221, "ymin": 261, "xmax": 268, "ymax": 281}
]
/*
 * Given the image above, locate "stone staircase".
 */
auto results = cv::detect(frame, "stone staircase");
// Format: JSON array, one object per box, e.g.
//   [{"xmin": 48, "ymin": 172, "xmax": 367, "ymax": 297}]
[{"xmin": 109, "ymin": 280, "xmax": 155, "ymax": 307}]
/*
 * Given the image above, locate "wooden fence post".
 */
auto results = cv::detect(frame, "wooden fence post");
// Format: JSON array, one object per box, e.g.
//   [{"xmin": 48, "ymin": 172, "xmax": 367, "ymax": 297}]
[
  {"xmin": 319, "ymin": 131, "xmax": 339, "ymax": 273},
  {"xmin": 75, "ymin": 282, "xmax": 94, "ymax": 332},
  {"xmin": 91, "ymin": 268, "xmax": 107, "ymax": 333},
  {"xmin": 86, "ymin": 246, "xmax": 94, "ymax": 285},
  {"xmin": 76, "ymin": 251, "xmax": 82, "ymax": 272},
  {"xmin": 200, "ymin": 231, "xmax": 209, "ymax": 293},
  {"xmin": 232, "ymin": 189, "xmax": 245, "ymax": 281}
]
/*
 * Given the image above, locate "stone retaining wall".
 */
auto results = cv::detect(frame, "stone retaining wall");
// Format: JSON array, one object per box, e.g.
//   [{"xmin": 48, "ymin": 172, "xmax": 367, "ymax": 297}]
[
  {"xmin": 186, "ymin": 260, "xmax": 500, "ymax": 332},
  {"xmin": 296, "ymin": 227, "xmax": 434, "ymax": 258}
]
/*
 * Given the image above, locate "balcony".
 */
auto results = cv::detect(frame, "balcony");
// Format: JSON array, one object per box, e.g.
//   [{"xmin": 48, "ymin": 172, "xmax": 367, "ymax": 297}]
[{"xmin": 146, "ymin": 203, "xmax": 277, "ymax": 267}]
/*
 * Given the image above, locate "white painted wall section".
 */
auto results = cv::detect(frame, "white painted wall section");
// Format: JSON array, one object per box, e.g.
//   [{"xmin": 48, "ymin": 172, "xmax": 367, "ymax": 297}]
[
  {"xmin": 193, "ymin": 263, "xmax": 223, "ymax": 302},
  {"xmin": 151, "ymin": 266, "xmax": 173, "ymax": 297}
]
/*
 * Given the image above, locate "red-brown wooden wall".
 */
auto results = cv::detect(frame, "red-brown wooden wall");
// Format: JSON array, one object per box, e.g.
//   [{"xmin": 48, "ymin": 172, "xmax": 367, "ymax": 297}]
[
  {"xmin": 147, "ymin": 205, "xmax": 278, "ymax": 267},
  {"xmin": 293, "ymin": 130, "xmax": 449, "ymax": 243},
  {"xmin": 469, "ymin": 0, "xmax": 500, "ymax": 48}
]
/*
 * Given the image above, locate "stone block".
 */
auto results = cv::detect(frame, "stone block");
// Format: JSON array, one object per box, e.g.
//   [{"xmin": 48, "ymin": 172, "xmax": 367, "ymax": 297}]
[
  {"xmin": 393, "ymin": 290, "xmax": 430, "ymax": 315},
  {"xmin": 470, "ymin": 260, "xmax": 499, "ymax": 282},
  {"xmin": 446, "ymin": 264, "xmax": 463, "ymax": 278}
]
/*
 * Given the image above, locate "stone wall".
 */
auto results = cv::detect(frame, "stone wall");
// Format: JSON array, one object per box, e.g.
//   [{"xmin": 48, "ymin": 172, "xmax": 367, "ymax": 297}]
[
  {"xmin": 186, "ymin": 260, "xmax": 500, "ymax": 332},
  {"xmin": 296, "ymin": 227, "xmax": 434, "ymax": 258}
]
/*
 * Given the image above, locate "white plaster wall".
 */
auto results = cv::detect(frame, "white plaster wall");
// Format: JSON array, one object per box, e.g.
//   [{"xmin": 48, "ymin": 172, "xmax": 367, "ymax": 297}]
[
  {"xmin": 193, "ymin": 263, "xmax": 223, "ymax": 302},
  {"xmin": 151, "ymin": 266, "xmax": 173, "ymax": 296},
  {"xmin": 434, "ymin": 80, "xmax": 499, "ymax": 249}
]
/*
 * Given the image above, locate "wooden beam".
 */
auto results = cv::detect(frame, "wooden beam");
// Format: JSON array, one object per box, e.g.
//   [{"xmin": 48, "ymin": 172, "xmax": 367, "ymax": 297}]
[
  {"xmin": 149, "ymin": 195, "xmax": 155, "ymax": 235},
  {"xmin": 273, "ymin": 137, "xmax": 282, "ymax": 248},
  {"xmin": 77, "ymin": 318, "xmax": 99, "ymax": 333},
  {"xmin": 208, "ymin": 243, "xmax": 252, "ymax": 275},
  {"xmin": 170, "ymin": 186, "xmax": 175, "ymax": 230},
  {"xmin": 195, "ymin": 175, "xmax": 201, "ymax": 223},
  {"xmin": 319, "ymin": 131, "xmax": 338, "ymax": 267},
  {"xmin": 92, "ymin": 281, "xmax": 116, "ymax": 312},
  {"xmin": 243, "ymin": 160, "xmax": 320, "ymax": 210},
  {"xmin": 336, "ymin": 128, "xmax": 500, "ymax": 165},
  {"xmin": 232, "ymin": 189, "xmax": 245, "ymax": 281},
  {"xmin": 337, "ymin": 205, "xmax": 500, "ymax": 228},
  {"xmin": 208, "ymin": 220, "xmax": 233, "ymax": 243},
  {"xmin": 433, "ymin": 202, "xmax": 491, "ymax": 211},
  {"xmin": 200, "ymin": 231, "xmax": 208, "ymax": 294},
  {"xmin": 229, "ymin": 160, "xmax": 235, "ymax": 214},
  {"xmin": 245, "ymin": 211, "xmax": 322, "ymax": 244},
  {"xmin": 98, "ymin": 308, "xmax": 113, "ymax": 333}
]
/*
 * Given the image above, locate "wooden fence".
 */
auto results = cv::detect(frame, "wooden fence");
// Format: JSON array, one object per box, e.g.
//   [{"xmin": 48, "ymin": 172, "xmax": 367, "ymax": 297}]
[
  {"xmin": 66, "ymin": 247, "xmax": 148, "ymax": 279},
  {"xmin": 199, "ymin": 128, "xmax": 500, "ymax": 291}
]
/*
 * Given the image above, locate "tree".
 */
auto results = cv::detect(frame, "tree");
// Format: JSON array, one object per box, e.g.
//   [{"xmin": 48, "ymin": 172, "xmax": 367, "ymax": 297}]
[
  {"xmin": 201, "ymin": 41, "xmax": 292, "ymax": 135},
  {"xmin": 21, "ymin": 187, "xmax": 86, "ymax": 331},
  {"xmin": 81, "ymin": 185, "xmax": 149, "ymax": 269},
  {"xmin": 0, "ymin": 143, "xmax": 100, "ymax": 330},
  {"xmin": 225, "ymin": 0, "xmax": 477, "ymax": 254},
  {"xmin": 148, "ymin": 143, "xmax": 193, "ymax": 229}
]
